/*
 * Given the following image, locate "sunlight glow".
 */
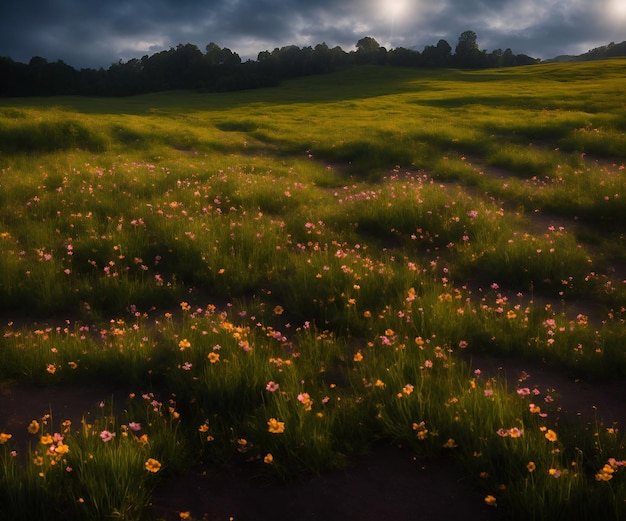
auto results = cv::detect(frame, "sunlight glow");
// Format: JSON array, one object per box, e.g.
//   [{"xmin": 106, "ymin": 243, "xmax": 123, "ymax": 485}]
[
  {"xmin": 607, "ymin": 0, "xmax": 626, "ymax": 22},
  {"xmin": 380, "ymin": 0, "xmax": 410, "ymax": 20}
]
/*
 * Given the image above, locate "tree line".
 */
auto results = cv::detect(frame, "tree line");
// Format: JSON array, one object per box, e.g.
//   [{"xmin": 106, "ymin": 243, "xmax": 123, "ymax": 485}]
[{"xmin": 0, "ymin": 31, "xmax": 539, "ymax": 97}]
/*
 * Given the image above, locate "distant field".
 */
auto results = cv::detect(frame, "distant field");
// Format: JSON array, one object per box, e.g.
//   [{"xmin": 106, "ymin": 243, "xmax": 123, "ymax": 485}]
[{"xmin": 1, "ymin": 60, "xmax": 625, "ymax": 520}]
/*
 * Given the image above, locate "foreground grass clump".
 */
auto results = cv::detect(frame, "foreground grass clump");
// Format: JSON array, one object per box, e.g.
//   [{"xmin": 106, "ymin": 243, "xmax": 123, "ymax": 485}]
[{"xmin": 1, "ymin": 59, "xmax": 626, "ymax": 520}]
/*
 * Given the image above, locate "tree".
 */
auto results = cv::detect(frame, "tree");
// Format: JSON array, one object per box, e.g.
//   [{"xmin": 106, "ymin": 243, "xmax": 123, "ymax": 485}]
[
  {"xmin": 454, "ymin": 30, "xmax": 486, "ymax": 68},
  {"xmin": 354, "ymin": 37, "xmax": 387, "ymax": 65},
  {"xmin": 356, "ymin": 36, "xmax": 381, "ymax": 54},
  {"xmin": 421, "ymin": 39, "xmax": 451, "ymax": 67}
]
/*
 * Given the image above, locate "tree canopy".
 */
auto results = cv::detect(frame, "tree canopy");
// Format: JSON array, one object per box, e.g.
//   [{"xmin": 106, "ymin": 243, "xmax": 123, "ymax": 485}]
[{"xmin": 0, "ymin": 32, "xmax": 541, "ymax": 97}]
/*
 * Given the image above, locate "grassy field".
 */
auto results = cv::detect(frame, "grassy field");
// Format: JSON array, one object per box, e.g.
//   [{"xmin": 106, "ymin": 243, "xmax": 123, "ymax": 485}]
[{"xmin": 1, "ymin": 59, "xmax": 626, "ymax": 520}]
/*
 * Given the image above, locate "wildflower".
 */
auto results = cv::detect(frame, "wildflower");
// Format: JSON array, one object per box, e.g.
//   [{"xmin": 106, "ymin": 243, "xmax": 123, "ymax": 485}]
[
  {"xmin": 136, "ymin": 434, "xmax": 149, "ymax": 446},
  {"xmin": 180, "ymin": 301, "xmax": 191, "ymax": 311},
  {"xmin": 423, "ymin": 360, "xmax": 433, "ymax": 369},
  {"xmin": 128, "ymin": 422, "xmax": 142, "ymax": 432},
  {"xmin": 412, "ymin": 421, "xmax": 428, "ymax": 440},
  {"xmin": 179, "ymin": 339, "xmax": 191, "ymax": 351},
  {"xmin": 267, "ymin": 418, "xmax": 285, "ymax": 434},
  {"xmin": 484, "ymin": 495, "xmax": 497, "ymax": 507},
  {"xmin": 374, "ymin": 379, "xmax": 385, "ymax": 388},
  {"xmin": 508, "ymin": 427, "xmax": 523, "ymax": 438},
  {"xmin": 527, "ymin": 461, "xmax": 536, "ymax": 473},
  {"xmin": 28, "ymin": 420, "xmax": 40, "ymax": 434},
  {"xmin": 145, "ymin": 458, "xmax": 162, "ymax": 473},
  {"xmin": 46, "ymin": 363, "xmax": 57, "ymax": 374},
  {"xmin": 265, "ymin": 381, "xmax": 280, "ymax": 392},
  {"xmin": 353, "ymin": 351, "xmax": 363, "ymax": 362},
  {"xmin": 548, "ymin": 468, "xmax": 561, "ymax": 478},
  {"xmin": 0, "ymin": 433, "xmax": 12, "ymax": 444},
  {"xmin": 544, "ymin": 429, "xmax": 558, "ymax": 442},
  {"xmin": 297, "ymin": 392, "xmax": 313, "ymax": 410},
  {"xmin": 55, "ymin": 443, "xmax": 69, "ymax": 454},
  {"xmin": 40, "ymin": 434, "xmax": 53, "ymax": 445},
  {"xmin": 207, "ymin": 352, "xmax": 220, "ymax": 363},
  {"xmin": 529, "ymin": 404, "xmax": 541, "ymax": 414},
  {"xmin": 506, "ymin": 310, "xmax": 517, "ymax": 319},
  {"xmin": 273, "ymin": 305, "xmax": 284, "ymax": 315},
  {"xmin": 264, "ymin": 453, "xmax": 274, "ymax": 464},
  {"xmin": 179, "ymin": 512, "xmax": 191, "ymax": 520},
  {"xmin": 100, "ymin": 430, "xmax": 115, "ymax": 442},
  {"xmin": 596, "ymin": 464, "xmax": 615, "ymax": 481},
  {"xmin": 443, "ymin": 438, "xmax": 457, "ymax": 448},
  {"xmin": 403, "ymin": 384, "xmax": 414, "ymax": 395}
]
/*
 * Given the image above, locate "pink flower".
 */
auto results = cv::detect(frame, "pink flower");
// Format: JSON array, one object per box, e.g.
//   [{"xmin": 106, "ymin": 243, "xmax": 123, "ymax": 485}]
[
  {"xmin": 128, "ymin": 422, "xmax": 141, "ymax": 432},
  {"xmin": 265, "ymin": 381, "xmax": 280, "ymax": 392},
  {"xmin": 100, "ymin": 430, "xmax": 115, "ymax": 442}
]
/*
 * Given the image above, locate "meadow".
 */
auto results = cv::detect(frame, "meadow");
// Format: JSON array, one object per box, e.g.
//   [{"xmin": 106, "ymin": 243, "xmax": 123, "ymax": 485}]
[{"xmin": 0, "ymin": 59, "xmax": 625, "ymax": 520}]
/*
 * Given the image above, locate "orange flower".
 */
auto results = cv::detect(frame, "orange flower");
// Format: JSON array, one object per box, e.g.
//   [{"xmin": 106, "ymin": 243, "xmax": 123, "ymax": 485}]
[
  {"xmin": 28, "ymin": 420, "xmax": 40, "ymax": 434},
  {"xmin": 207, "ymin": 352, "xmax": 220, "ymax": 363},
  {"xmin": 179, "ymin": 338, "xmax": 191, "ymax": 351},
  {"xmin": 144, "ymin": 458, "xmax": 162, "ymax": 473},
  {"xmin": 544, "ymin": 429, "xmax": 558, "ymax": 442},
  {"xmin": 264, "ymin": 453, "xmax": 274, "ymax": 464},
  {"xmin": 0, "ymin": 433, "xmax": 12, "ymax": 444},
  {"xmin": 484, "ymin": 495, "xmax": 497, "ymax": 507},
  {"xmin": 267, "ymin": 418, "xmax": 285, "ymax": 434}
]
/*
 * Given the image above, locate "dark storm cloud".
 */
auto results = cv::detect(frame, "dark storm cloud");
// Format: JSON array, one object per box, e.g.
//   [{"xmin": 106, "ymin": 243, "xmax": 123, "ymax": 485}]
[{"xmin": 1, "ymin": 0, "xmax": 624, "ymax": 68}]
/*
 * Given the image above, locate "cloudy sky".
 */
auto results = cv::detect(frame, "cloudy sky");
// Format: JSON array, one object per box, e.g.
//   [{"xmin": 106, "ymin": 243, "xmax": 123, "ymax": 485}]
[{"xmin": 1, "ymin": 0, "xmax": 625, "ymax": 69}]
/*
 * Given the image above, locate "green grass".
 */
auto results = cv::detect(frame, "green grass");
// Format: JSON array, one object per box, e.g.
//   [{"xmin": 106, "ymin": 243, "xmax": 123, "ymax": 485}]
[{"xmin": 1, "ymin": 59, "xmax": 626, "ymax": 520}]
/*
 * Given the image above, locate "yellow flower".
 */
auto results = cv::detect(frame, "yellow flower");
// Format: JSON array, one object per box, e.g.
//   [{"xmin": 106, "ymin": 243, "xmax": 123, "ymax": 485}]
[
  {"xmin": 46, "ymin": 363, "xmax": 57, "ymax": 374},
  {"xmin": 198, "ymin": 424, "xmax": 209, "ymax": 433},
  {"xmin": 28, "ymin": 420, "xmax": 40, "ymax": 434},
  {"xmin": 264, "ymin": 453, "xmax": 274, "ymax": 464},
  {"xmin": 353, "ymin": 351, "xmax": 363, "ymax": 362},
  {"xmin": 40, "ymin": 434, "xmax": 53, "ymax": 445},
  {"xmin": 374, "ymin": 379, "xmax": 385, "ymax": 388},
  {"xmin": 55, "ymin": 443, "xmax": 69, "ymax": 454},
  {"xmin": 180, "ymin": 301, "xmax": 191, "ymax": 311},
  {"xmin": 527, "ymin": 461, "xmax": 536, "ymax": 473},
  {"xmin": 179, "ymin": 338, "xmax": 191, "ymax": 351},
  {"xmin": 144, "ymin": 458, "xmax": 162, "ymax": 473},
  {"xmin": 179, "ymin": 512, "xmax": 191, "ymax": 520},
  {"xmin": 506, "ymin": 310, "xmax": 517, "ymax": 319},
  {"xmin": 484, "ymin": 495, "xmax": 497, "ymax": 507},
  {"xmin": 33, "ymin": 456, "xmax": 44, "ymax": 466},
  {"xmin": 267, "ymin": 418, "xmax": 285, "ymax": 434},
  {"xmin": 544, "ymin": 429, "xmax": 558, "ymax": 442},
  {"xmin": 0, "ymin": 432, "xmax": 12, "ymax": 444},
  {"xmin": 273, "ymin": 305, "xmax": 284, "ymax": 315},
  {"xmin": 207, "ymin": 352, "xmax": 220, "ymax": 363}
]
